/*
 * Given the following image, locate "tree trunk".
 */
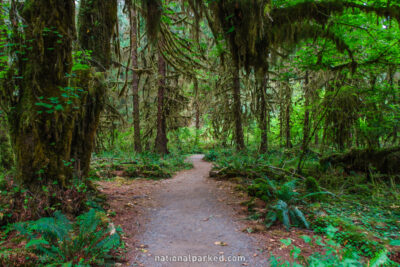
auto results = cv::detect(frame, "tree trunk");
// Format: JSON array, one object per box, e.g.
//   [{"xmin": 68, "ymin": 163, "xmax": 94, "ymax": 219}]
[
  {"xmin": 71, "ymin": 0, "xmax": 117, "ymax": 178},
  {"xmin": 155, "ymin": 51, "xmax": 169, "ymax": 154},
  {"xmin": 0, "ymin": 116, "xmax": 13, "ymax": 170},
  {"xmin": 256, "ymin": 67, "xmax": 268, "ymax": 153},
  {"xmin": 0, "ymin": 1, "xmax": 13, "ymax": 171},
  {"xmin": 232, "ymin": 57, "xmax": 245, "ymax": 151},
  {"xmin": 285, "ymin": 83, "xmax": 293, "ymax": 148},
  {"xmin": 194, "ymin": 78, "xmax": 200, "ymax": 146},
  {"xmin": 6, "ymin": 0, "xmax": 76, "ymax": 188},
  {"xmin": 130, "ymin": 7, "xmax": 142, "ymax": 153},
  {"xmin": 301, "ymin": 72, "xmax": 310, "ymax": 151}
]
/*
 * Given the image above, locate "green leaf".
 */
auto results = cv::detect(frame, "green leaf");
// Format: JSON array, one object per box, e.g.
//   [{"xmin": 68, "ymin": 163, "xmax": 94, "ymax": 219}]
[
  {"xmin": 280, "ymin": 238, "xmax": 292, "ymax": 246},
  {"xmin": 370, "ymin": 249, "xmax": 389, "ymax": 267},
  {"xmin": 25, "ymin": 238, "xmax": 49, "ymax": 248},
  {"xmin": 390, "ymin": 240, "xmax": 400, "ymax": 246},
  {"xmin": 301, "ymin": 235, "xmax": 312, "ymax": 243}
]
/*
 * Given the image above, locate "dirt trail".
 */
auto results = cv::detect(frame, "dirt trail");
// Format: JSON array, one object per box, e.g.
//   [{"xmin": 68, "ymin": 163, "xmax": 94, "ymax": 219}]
[{"xmin": 132, "ymin": 154, "xmax": 268, "ymax": 267}]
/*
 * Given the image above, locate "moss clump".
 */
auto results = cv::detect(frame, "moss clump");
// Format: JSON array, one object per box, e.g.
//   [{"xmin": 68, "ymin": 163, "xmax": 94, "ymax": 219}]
[{"xmin": 347, "ymin": 184, "xmax": 371, "ymax": 196}]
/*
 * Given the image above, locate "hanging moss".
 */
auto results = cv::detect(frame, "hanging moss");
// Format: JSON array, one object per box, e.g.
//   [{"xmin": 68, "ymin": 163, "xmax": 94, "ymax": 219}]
[
  {"xmin": 142, "ymin": 0, "xmax": 162, "ymax": 42},
  {"xmin": 197, "ymin": 0, "xmax": 400, "ymax": 72},
  {"xmin": 78, "ymin": 0, "xmax": 118, "ymax": 70}
]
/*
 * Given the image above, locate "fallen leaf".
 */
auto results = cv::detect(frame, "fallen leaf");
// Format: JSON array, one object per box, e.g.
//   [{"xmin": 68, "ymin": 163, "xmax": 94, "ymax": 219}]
[{"xmin": 214, "ymin": 241, "xmax": 228, "ymax": 246}]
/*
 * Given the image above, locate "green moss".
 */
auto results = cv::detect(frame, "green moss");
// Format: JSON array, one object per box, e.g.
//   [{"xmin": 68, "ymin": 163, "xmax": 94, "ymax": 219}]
[{"xmin": 347, "ymin": 184, "xmax": 371, "ymax": 196}]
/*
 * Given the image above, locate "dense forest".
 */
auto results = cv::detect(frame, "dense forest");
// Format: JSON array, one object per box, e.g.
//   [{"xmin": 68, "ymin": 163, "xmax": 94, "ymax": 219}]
[{"xmin": 0, "ymin": 0, "xmax": 400, "ymax": 266}]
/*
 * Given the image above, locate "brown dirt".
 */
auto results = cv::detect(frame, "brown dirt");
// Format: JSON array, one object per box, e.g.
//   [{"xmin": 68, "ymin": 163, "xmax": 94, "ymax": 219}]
[{"xmin": 98, "ymin": 154, "xmax": 312, "ymax": 266}]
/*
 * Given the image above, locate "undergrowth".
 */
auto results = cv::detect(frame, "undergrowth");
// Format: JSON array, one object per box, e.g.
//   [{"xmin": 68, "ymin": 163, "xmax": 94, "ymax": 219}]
[
  {"xmin": 1, "ymin": 209, "xmax": 122, "ymax": 266},
  {"xmin": 205, "ymin": 147, "xmax": 400, "ymax": 264},
  {"xmin": 91, "ymin": 151, "xmax": 193, "ymax": 180}
]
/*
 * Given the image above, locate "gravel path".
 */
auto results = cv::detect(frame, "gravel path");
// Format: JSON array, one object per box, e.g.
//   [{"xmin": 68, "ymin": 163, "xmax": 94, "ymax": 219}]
[{"xmin": 133, "ymin": 155, "xmax": 268, "ymax": 267}]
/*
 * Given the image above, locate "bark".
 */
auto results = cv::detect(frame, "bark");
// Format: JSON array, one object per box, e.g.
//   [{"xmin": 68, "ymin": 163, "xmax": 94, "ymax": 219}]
[
  {"xmin": 155, "ymin": 51, "xmax": 169, "ymax": 154},
  {"xmin": 130, "ymin": 7, "xmax": 142, "ymax": 153},
  {"xmin": 256, "ymin": 67, "xmax": 268, "ymax": 153},
  {"xmin": 232, "ymin": 55, "xmax": 245, "ymax": 151},
  {"xmin": 0, "ymin": 1, "xmax": 12, "ymax": 170},
  {"xmin": 194, "ymin": 78, "xmax": 200, "ymax": 145},
  {"xmin": 285, "ymin": 83, "xmax": 293, "ymax": 148},
  {"xmin": 0, "ymin": 117, "xmax": 12, "ymax": 170},
  {"xmin": 301, "ymin": 72, "xmax": 310, "ymax": 151},
  {"xmin": 7, "ymin": 0, "xmax": 76, "ymax": 188},
  {"xmin": 71, "ymin": 0, "xmax": 117, "ymax": 178}
]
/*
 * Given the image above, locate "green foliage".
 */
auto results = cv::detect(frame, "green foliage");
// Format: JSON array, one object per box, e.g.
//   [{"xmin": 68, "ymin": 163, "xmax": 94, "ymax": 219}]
[
  {"xmin": 92, "ymin": 151, "xmax": 192, "ymax": 180},
  {"xmin": 261, "ymin": 179, "xmax": 310, "ymax": 230},
  {"xmin": 304, "ymin": 176, "xmax": 323, "ymax": 201},
  {"xmin": 13, "ymin": 209, "xmax": 122, "ymax": 266},
  {"xmin": 246, "ymin": 176, "xmax": 333, "ymax": 230},
  {"xmin": 270, "ymin": 226, "xmax": 395, "ymax": 266},
  {"xmin": 312, "ymin": 216, "xmax": 385, "ymax": 257}
]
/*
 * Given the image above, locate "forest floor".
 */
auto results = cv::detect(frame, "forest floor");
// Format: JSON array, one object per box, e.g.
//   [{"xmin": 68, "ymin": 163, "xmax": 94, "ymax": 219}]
[{"xmin": 99, "ymin": 154, "xmax": 301, "ymax": 266}]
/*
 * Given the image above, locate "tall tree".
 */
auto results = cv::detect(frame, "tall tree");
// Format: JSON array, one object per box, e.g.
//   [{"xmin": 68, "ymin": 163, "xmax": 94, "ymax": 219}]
[
  {"xmin": 155, "ymin": 50, "xmax": 169, "ymax": 154},
  {"xmin": 72, "ymin": 0, "xmax": 118, "ymax": 178},
  {"xmin": 2, "ymin": 0, "xmax": 76, "ymax": 189},
  {"xmin": 0, "ymin": 0, "xmax": 13, "ymax": 170},
  {"xmin": 231, "ymin": 53, "xmax": 245, "ymax": 151},
  {"xmin": 129, "ymin": 6, "xmax": 143, "ymax": 153},
  {"xmin": 256, "ymin": 66, "xmax": 269, "ymax": 153}
]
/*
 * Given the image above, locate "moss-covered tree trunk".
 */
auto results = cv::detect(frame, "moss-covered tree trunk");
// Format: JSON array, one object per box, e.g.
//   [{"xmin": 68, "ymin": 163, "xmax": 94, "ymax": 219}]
[
  {"xmin": 130, "ymin": 7, "xmax": 142, "ymax": 153},
  {"xmin": 0, "ymin": 116, "xmax": 12, "ymax": 170},
  {"xmin": 256, "ymin": 67, "xmax": 268, "ymax": 153},
  {"xmin": 301, "ymin": 72, "xmax": 310, "ymax": 151},
  {"xmin": 194, "ymin": 78, "xmax": 200, "ymax": 146},
  {"xmin": 155, "ymin": 50, "xmax": 169, "ymax": 154},
  {"xmin": 5, "ymin": 0, "xmax": 76, "ymax": 189},
  {"xmin": 232, "ymin": 53, "xmax": 245, "ymax": 151},
  {"xmin": 71, "ymin": 0, "xmax": 117, "ymax": 178},
  {"xmin": 0, "ymin": 0, "xmax": 13, "ymax": 171},
  {"xmin": 284, "ymin": 82, "xmax": 293, "ymax": 148}
]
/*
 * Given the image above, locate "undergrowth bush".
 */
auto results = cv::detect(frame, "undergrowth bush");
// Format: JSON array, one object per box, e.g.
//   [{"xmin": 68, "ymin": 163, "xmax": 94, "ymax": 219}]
[
  {"xmin": 248, "ymin": 178, "xmax": 331, "ymax": 230},
  {"xmin": 92, "ymin": 151, "xmax": 192, "ymax": 180},
  {"xmin": 312, "ymin": 215, "xmax": 385, "ymax": 257},
  {"xmin": 11, "ymin": 209, "xmax": 122, "ymax": 266},
  {"xmin": 270, "ymin": 226, "xmax": 394, "ymax": 266}
]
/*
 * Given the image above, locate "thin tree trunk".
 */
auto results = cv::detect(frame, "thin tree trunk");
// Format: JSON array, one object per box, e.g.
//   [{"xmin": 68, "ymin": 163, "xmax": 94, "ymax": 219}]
[
  {"xmin": 301, "ymin": 72, "xmax": 310, "ymax": 151},
  {"xmin": 130, "ymin": 7, "xmax": 142, "ymax": 153},
  {"xmin": 285, "ymin": 83, "xmax": 293, "ymax": 148},
  {"xmin": 155, "ymin": 51, "xmax": 169, "ymax": 154},
  {"xmin": 257, "ymin": 67, "xmax": 268, "ymax": 153},
  {"xmin": 232, "ymin": 57, "xmax": 245, "ymax": 151},
  {"xmin": 194, "ymin": 78, "xmax": 200, "ymax": 145}
]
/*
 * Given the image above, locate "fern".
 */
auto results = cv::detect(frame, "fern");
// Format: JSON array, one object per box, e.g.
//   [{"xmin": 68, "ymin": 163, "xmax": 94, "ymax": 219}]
[{"xmin": 15, "ymin": 209, "xmax": 122, "ymax": 266}]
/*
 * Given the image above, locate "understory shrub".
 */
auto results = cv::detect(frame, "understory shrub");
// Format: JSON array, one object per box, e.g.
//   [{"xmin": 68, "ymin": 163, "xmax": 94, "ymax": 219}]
[
  {"xmin": 270, "ymin": 226, "xmax": 394, "ymax": 266},
  {"xmin": 248, "ymin": 178, "xmax": 332, "ymax": 230},
  {"xmin": 12, "ymin": 209, "xmax": 122, "ymax": 266}
]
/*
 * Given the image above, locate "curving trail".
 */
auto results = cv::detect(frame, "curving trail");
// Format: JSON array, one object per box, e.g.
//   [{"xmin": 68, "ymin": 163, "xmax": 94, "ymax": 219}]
[{"xmin": 133, "ymin": 155, "xmax": 268, "ymax": 267}]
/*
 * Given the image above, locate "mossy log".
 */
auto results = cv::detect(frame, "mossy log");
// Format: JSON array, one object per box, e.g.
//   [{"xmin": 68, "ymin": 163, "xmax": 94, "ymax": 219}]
[{"xmin": 320, "ymin": 147, "xmax": 400, "ymax": 174}]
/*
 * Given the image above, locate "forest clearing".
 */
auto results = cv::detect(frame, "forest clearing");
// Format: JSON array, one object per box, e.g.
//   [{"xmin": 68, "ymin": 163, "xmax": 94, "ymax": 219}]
[{"xmin": 0, "ymin": 0, "xmax": 400, "ymax": 266}]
